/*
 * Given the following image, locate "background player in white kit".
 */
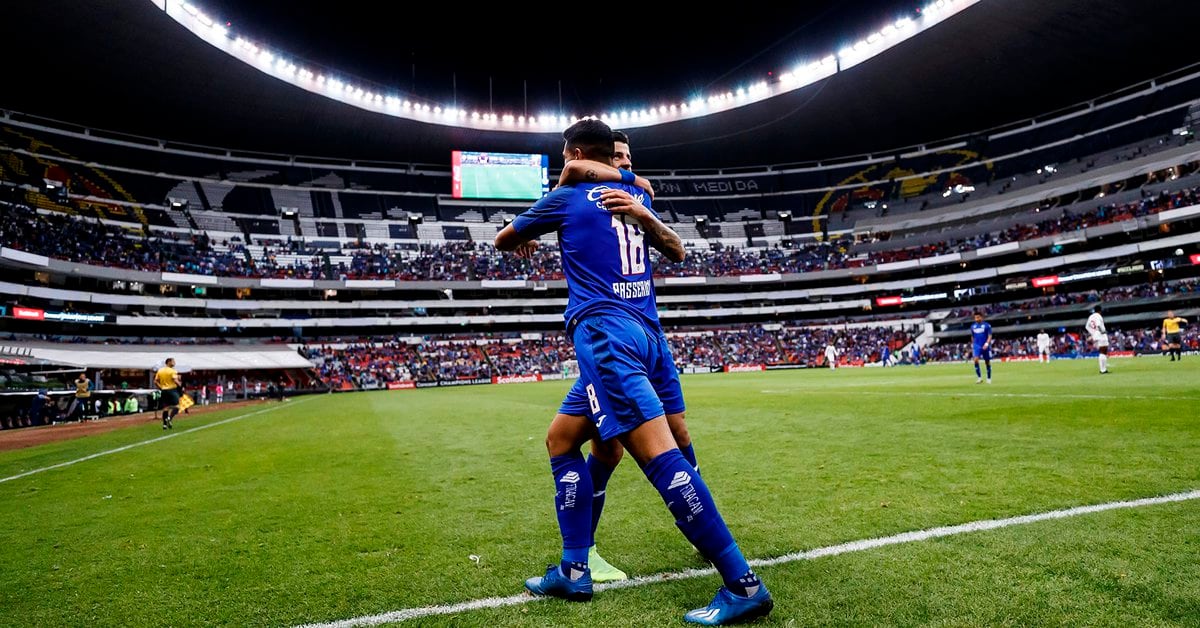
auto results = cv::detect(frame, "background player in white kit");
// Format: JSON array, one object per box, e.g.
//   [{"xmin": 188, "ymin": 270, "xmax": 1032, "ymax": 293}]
[
  {"xmin": 824, "ymin": 342, "xmax": 839, "ymax": 369},
  {"xmin": 1086, "ymin": 305, "xmax": 1110, "ymax": 374},
  {"xmin": 1036, "ymin": 330, "xmax": 1052, "ymax": 363}
]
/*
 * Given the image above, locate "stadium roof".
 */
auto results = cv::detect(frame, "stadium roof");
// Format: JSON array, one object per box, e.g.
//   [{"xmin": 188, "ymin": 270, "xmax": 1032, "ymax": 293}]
[{"xmin": 2, "ymin": 0, "xmax": 1199, "ymax": 169}]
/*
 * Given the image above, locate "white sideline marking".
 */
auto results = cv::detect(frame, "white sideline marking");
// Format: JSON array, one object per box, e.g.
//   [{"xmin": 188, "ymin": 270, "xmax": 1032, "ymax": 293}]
[
  {"xmin": 761, "ymin": 390, "xmax": 1200, "ymax": 401},
  {"xmin": 294, "ymin": 489, "xmax": 1200, "ymax": 627},
  {"xmin": 0, "ymin": 398, "xmax": 311, "ymax": 484}
]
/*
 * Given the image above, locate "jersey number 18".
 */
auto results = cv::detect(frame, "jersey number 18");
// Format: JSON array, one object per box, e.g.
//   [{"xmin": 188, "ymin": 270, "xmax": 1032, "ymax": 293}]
[{"xmin": 611, "ymin": 215, "xmax": 646, "ymax": 275}]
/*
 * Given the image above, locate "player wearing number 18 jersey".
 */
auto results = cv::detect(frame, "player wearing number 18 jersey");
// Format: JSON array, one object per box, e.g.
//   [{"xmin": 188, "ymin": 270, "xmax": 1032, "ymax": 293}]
[
  {"xmin": 496, "ymin": 119, "xmax": 771, "ymax": 625},
  {"xmin": 548, "ymin": 131, "xmax": 698, "ymax": 585}
]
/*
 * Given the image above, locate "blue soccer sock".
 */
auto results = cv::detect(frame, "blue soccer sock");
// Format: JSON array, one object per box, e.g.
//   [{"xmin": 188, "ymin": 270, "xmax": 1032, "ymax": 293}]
[
  {"xmin": 550, "ymin": 453, "xmax": 592, "ymax": 578},
  {"xmin": 680, "ymin": 442, "xmax": 698, "ymax": 471},
  {"xmin": 974, "ymin": 362, "xmax": 981, "ymax": 378},
  {"xmin": 986, "ymin": 362, "xmax": 992, "ymax": 379},
  {"xmin": 586, "ymin": 454, "xmax": 615, "ymax": 544},
  {"xmin": 642, "ymin": 449, "xmax": 759, "ymax": 596}
]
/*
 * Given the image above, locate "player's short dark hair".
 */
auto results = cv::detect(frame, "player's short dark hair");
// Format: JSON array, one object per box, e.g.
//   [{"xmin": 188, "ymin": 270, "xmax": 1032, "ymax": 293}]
[
  {"xmin": 612, "ymin": 130, "xmax": 630, "ymax": 145},
  {"xmin": 563, "ymin": 119, "xmax": 615, "ymax": 161},
  {"xmin": 973, "ymin": 310, "xmax": 982, "ymax": 317},
  {"xmin": 1093, "ymin": 305, "xmax": 1102, "ymax": 313}
]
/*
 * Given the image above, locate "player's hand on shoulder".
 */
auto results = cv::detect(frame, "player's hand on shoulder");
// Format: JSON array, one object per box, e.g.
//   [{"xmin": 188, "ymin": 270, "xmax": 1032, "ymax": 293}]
[
  {"xmin": 600, "ymin": 189, "xmax": 648, "ymax": 218},
  {"xmin": 514, "ymin": 241, "xmax": 539, "ymax": 259},
  {"xmin": 634, "ymin": 175, "xmax": 655, "ymax": 199}
]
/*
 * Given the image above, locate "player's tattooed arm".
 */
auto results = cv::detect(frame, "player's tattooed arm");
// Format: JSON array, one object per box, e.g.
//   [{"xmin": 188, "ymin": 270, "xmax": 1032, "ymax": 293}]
[
  {"xmin": 558, "ymin": 161, "xmax": 655, "ymax": 197},
  {"xmin": 600, "ymin": 189, "xmax": 685, "ymax": 263}
]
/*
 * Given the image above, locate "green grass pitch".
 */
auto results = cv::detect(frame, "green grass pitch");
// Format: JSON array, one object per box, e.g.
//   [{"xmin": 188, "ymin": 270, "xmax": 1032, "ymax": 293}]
[{"xmin": 1, "ymin": 358, "xmax": 1198, "ymax": 626}]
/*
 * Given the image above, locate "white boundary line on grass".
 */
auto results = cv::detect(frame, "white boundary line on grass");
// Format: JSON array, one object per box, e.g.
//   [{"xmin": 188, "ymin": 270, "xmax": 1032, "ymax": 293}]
[
  {"xmin": 0, "ymin": 398, "xmax": 312, "ymax": 484},
  {"xmin": 761, "ymin": 390, "xmax": 1200, "ymax": 401},
  {"xmin": 294, "ymin": 488, "xmax": 1200, "ymax": 627}
]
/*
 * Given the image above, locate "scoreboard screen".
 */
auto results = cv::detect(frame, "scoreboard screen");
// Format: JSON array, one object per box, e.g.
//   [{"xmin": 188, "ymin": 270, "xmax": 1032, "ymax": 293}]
[{"xmin": 451, "ymin": 151, "xmax": 549, "ymax": 200}]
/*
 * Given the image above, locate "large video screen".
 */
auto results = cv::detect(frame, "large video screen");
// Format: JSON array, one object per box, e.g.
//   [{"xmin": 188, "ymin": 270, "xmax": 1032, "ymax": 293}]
[{"xmin": 451, "ymin": 151, "xmax": 549, "ymax": 200}]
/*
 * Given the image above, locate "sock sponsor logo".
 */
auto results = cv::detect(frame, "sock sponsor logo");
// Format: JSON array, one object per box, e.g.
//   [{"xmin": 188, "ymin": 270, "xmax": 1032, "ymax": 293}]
[
  {"xmin": 680, "ymin": 483, "xmax": 705, "ymax": 520},
  {"xmin": 667, "ymin": 471, "xmax": 691, "ymax": 490},
  {"xmin": 559, "ymin": 471, "xmax": 580, "ymax": 510}
]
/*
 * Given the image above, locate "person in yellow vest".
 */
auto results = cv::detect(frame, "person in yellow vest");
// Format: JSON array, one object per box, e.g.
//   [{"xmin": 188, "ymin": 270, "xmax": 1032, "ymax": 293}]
[
  {"xmin": 72, "ymin": 372, "xmax": 92, "ymax": 421},
  {"xmin": 154, "ymin": 358, "xmax": 183, "ymax": 430},
  {"xmin": 1162, "ymin": 310, "xmax": 1188, "ymax": 362}
]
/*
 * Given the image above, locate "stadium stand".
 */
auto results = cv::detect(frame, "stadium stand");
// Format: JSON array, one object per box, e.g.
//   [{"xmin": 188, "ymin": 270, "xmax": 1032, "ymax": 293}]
[{"xmin": 1, "ymin": 67, "xmax": 1199, "ymax": 428}]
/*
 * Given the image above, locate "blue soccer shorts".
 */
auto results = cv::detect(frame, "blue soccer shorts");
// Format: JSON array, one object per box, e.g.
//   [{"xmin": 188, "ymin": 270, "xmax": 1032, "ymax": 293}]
[
  {"xmin": 568, "ymin": 315, "xmax": 685, "ymax": 440},
  {"xmin": 972, "ymin": 345, "xmax": 992, "ymax": 361}
]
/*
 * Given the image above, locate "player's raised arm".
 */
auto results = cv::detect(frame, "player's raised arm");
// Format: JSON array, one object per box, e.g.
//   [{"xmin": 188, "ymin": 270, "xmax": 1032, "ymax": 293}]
[
  {"xmin": 496, "ymin": 186, "xmax": 571, "ymax": 257},
  {"xmin": 558, "ymin": 160, "xmax": 655, "ymax": 198},
  {"xmin": 494, "ymin": 224, "xmax": 539, "ymax": 258},
  {"xmin": 600, "ymin": 189, "xmax": 686, "ymax": 263}
]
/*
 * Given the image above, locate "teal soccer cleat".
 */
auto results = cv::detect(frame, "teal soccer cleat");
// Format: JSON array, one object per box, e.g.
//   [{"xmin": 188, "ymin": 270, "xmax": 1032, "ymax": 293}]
[
  {"xmin": 684, "ymin": 585, "xmax": 774, "ymax": 625},
  {"xmin": 524, "ymin": 564, "xmax": 593, "ymax": 602}
]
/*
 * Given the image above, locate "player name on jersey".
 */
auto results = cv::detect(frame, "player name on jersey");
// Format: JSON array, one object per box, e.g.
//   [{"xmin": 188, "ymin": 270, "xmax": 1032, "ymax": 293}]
[{"xmin": 612, "ymin": 279, "xmax": 652, "ymax": 300}]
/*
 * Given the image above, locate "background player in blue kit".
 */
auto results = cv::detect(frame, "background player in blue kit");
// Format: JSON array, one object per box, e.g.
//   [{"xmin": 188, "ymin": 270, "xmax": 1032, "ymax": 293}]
[
  {"xmin": 496, "ymin": 119, "xmax": 772, "ymax": 625},
  {"xmin": 971, "ymin": 311, "xmax": 993, "ymax": 383}
]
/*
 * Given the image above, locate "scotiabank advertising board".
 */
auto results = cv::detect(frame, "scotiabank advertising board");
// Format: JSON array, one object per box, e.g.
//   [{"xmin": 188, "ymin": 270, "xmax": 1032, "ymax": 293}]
[
  {"xmin": 493, "ymin": 374, "xmax": 543, "ymax": 385},
  {"xmin": 13, "ymin": 307, "xmax": 45, "ymax": 320},
  {"xmin": 724, "ymin": 364, "xmax": 766, "ymax": 373},
  {"xmin": 386, "ymin": 381, "xmax": 416, "ymax": 390}
]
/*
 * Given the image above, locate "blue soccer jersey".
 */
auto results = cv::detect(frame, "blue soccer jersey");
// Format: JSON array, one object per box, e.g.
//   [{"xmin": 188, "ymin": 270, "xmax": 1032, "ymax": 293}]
[
  {"xmin": 513, "ymin": 175, "xmax": 684, "ymax": 435},
  {"xmin": 969, "ymin": 321, "xmax": 988, "ymax": 360},
  {"xmin": 511, "ymin": 181, "xmax": 661, "ymax": 332},
  {"xmin": 971, "ymin": 322, "xmax": 992, "ymax": 349}
]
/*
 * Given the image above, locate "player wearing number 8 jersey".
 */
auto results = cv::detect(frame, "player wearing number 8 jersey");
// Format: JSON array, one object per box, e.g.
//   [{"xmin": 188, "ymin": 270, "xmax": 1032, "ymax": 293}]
[
  {"xmin": 496, "ymin": 119, "xmax": 771, "ymax": 625},
  {"xmin": 549, "ymin": 131, "xmax": 698, "ymax": 584}
]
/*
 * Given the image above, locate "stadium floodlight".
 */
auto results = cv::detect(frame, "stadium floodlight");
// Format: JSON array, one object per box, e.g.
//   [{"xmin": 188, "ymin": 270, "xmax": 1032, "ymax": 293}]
[
  {"xmin": 778, "ymin": 212, "xmax": 791, "ymax": 222},
  {"xmin": 168, "ymin": 198, "xmax": 188, "ymax": 210},
  {"xmin": 279, "ymin": 206, "xmax": 298, "ymax": 218},
  {"xmin": 407, "ymin": 214, "xmax": 423, "ymax": 225}
]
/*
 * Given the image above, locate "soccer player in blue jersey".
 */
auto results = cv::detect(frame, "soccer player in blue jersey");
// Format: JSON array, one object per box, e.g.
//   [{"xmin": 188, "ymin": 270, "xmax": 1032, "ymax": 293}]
[
  {"xmin": 496, "ymin": 119, "xmax": 772, "ymax": 625},
  {"xmin": 545, "ymin": 130, "xmax": 699, "ymax": 584},
  {"xmin": 971, "ymin": 311, "xmax": 993, "ymax": 383}
]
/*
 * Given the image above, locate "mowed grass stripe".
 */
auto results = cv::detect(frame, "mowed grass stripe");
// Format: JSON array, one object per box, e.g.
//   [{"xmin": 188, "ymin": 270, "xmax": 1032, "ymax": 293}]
[
  {"xmin": 0, "ymin": 398, "xmax": 315, "ymax": 484},
  {"xmin": 0, "ymin": 360, "xmax": 1196, "ymax": 626},
  {"xmin": 294, "ymin": 488, "xmax": 1200, "ymax": 626}
]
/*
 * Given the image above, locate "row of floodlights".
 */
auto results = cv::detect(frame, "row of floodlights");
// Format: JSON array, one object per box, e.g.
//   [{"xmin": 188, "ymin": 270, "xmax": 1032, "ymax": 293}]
[{"xmin": 168, "ymin": 0, "xmax": 974, "ymax": 130}]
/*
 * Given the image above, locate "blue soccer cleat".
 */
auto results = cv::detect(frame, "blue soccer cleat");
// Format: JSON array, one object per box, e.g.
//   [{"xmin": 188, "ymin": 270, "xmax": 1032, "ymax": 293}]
[
  {"xmin": 524, "ymin": 564, "xmax": 593, "ymax": 602},
  {"xmin": 684, "ymin": 585, "xmax": 774, "ymax": 625}
]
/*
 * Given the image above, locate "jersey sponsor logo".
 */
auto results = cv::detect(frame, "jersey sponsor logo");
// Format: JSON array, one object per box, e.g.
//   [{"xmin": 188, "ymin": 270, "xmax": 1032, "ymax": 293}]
[
  {"xmin": 585, "ymin": 185, "xmax": 646, "ymax": 207},
  {"xmin": 667, "ymin": 471, "xmax": 692, "ymax": 490},
  {"xmin": 612, "ymin": 279, "xmax": 652, "ymax": 299}
]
